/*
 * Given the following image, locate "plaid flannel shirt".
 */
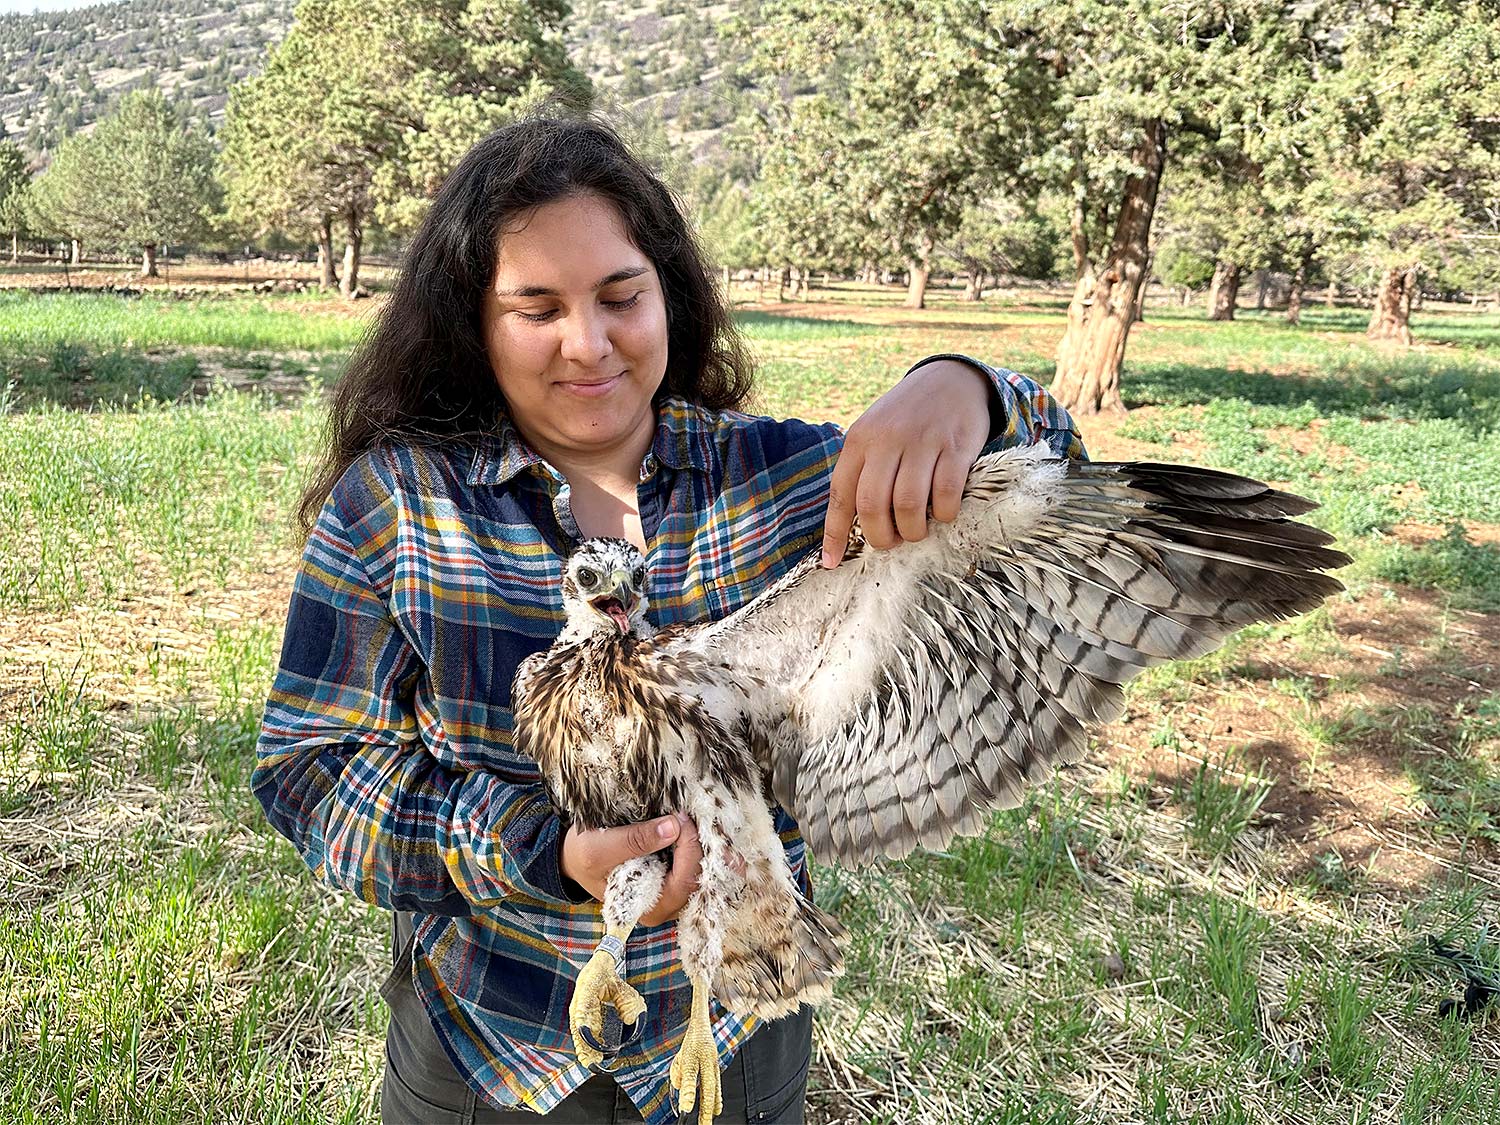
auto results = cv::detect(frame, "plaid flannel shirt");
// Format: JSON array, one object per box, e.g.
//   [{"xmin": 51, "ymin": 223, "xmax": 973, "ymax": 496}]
[{"xmin": 252, "ymin": 355, "xmax": 1085, "ymax": 1121}]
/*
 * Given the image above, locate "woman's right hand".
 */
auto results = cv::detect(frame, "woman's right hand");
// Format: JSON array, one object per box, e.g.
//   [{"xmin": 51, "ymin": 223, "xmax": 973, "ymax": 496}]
[{"xmin": 561, "ymin": 814, "xmax": 702, "ymax": 926}]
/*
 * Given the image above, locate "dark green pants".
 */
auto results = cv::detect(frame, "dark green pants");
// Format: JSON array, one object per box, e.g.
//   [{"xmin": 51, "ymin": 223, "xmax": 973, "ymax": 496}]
[{"xmin": 380, "ymin": 912, "xmax": 813, "ymax": 1124}]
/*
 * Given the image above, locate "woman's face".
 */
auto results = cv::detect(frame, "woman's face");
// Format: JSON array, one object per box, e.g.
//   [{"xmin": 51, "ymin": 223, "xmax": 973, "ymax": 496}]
[{"xmin": 481, "ymin": 192, "xmax": 670, "ymax": 466}]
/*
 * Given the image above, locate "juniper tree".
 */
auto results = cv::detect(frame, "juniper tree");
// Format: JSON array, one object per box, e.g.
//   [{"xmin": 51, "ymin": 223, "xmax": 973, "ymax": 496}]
[
  {"xmin": 1307, "ymin": 1, "xmax": 1500, "ymax": 344},
  {"xmin": 27, "ymin": 91, "xmax": 214, "ymax": 277},
  {"xmin": 220, "ymin": 0, "xmax": 588, "ymax": 298},
  {"xmin": 731, "ymin": 0, "xmax": 1004, "ymax": 309},
  {"xmin": 0, "ymin": 140, "xmax": 28, "ymax": 263}
]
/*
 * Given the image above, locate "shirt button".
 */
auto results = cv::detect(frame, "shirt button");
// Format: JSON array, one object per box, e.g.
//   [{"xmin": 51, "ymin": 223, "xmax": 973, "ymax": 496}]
[{"xmin": 643, "ymin": 455, "xmax": 659, "ymax": 474}]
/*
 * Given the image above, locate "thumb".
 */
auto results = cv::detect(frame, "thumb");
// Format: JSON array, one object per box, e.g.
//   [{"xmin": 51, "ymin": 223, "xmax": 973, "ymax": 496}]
[{"xmin": 612, "ymin": 815, "xmax": 680, "ymax": 863}]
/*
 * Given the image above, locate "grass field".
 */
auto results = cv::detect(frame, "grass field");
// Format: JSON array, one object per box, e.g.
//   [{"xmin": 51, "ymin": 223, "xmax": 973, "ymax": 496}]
[{"xmin": 2, "ymin": 279, "xmax": 1498, "ymax": 1124}]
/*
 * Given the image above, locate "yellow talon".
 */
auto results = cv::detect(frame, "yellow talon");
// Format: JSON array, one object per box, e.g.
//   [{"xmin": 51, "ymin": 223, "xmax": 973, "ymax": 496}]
[
  {"xmin": 568, "ymin": 947, "xmax": 646, "ymax": 1070},
  {"xmin": 669, "ymin": 977, "xmax": 722, "ymax": 1124}
]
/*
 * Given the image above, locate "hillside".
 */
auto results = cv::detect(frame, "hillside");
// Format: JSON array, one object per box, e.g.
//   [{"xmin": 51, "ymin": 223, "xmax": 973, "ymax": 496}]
[{"xmin": 0, "ymin": 0, "xmax": 760, "ymax": 163}]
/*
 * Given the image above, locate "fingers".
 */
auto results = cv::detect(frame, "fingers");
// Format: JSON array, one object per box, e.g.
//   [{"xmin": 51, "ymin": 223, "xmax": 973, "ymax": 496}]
[
  {"xmin": 854, "ymin": 446, "xmax": 902, "ymax": 550},
  {"xmin": 890, "ymin": 446, "xmax": 939, "ymax": 543},
  {"xmin": 929, "ymin": 447, "xmax": 970, "ymax": 524},
  {"xmin": 822, "ymin": 360, "xmax": 993, "ymax": 558},
  {"xmin": 820, "ymin": 441, "xmax": 863, "ymax": 568},
  {"xmin": 642, "ymin": 816, "xmax": 701, "ymax": 926}
]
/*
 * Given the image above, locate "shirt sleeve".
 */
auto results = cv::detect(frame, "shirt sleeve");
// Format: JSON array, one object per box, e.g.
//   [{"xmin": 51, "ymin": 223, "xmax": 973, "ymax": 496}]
[
  {"xmin": 251, "ymin": 452, "xmax": 578, "ymax": 917},
  {"xmin": 904, "ymin": 353, "xmax": 1089, "ymax": 461}
]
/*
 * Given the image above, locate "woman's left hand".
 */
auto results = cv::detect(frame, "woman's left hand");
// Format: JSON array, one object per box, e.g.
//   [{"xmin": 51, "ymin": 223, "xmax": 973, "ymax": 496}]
[{"xmin": 821, "ymin": 359, "xmax": 995, "ymax": 568}]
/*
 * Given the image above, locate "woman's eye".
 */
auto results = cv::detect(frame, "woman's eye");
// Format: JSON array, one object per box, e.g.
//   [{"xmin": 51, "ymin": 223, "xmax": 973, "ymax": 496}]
[
  {"xmin": 519, "ymin": 294, "xmax": 640, "ymax": 323},
  {"xmin": 577, "ymin": 569, "xmax": 598, "ymax": 589}
]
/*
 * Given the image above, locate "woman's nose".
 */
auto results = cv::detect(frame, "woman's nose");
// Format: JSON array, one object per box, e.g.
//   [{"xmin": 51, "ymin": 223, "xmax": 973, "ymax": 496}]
[{"xmin": 558, "ymin": 308, "xmax": 613, "ymax": 366}]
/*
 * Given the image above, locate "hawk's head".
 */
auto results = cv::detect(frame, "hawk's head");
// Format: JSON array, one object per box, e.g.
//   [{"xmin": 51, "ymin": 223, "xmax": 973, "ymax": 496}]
[{"xmin": 559, "ymin": 537, "xmax": 651, "ymax": 642}]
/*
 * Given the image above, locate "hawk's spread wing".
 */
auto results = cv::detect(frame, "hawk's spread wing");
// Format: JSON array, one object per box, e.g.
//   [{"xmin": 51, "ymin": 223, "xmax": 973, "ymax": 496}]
[{"xmin": 658, "ymin": 445, "xmax": 1348, "ymax": 868}]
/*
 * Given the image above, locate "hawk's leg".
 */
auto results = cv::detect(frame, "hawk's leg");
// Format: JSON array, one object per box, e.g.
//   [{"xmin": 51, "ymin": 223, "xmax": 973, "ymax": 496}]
[
  {"xmin": 669, "ymin": 974, "xmax": 721, "ymax": 1125},
  {"xmin": 568, "ymin": 854, "xmax": 665, "ymax": 1071}
]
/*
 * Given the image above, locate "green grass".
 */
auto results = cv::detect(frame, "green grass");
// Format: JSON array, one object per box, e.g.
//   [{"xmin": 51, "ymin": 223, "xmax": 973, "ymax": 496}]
[
  {"xmin": 0, "ymin": 392, "xmax": 321, "ymax": 609},
  {"xmin": 0, "ymin": 682, "xmax": 384, "ymax": 1125},
  {"xmin": 0, "ymin": 290, "xmax": 369, "ymax": 352}
]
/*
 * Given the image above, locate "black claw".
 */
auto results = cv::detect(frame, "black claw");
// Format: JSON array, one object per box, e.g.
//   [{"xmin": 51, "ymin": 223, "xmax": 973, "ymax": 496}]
[
  {"xmin": 580, "ymin": 1009, "xmax": 646, "ymax": 1073},
  {"xmin": 619, "ymin": 1011, "xmax": 645, "ymax": 1048}
]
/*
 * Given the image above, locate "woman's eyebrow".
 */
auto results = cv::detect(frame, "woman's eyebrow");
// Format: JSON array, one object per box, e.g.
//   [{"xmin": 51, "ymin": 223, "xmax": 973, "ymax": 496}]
[{"xmin": 495, "ymin": 266, "xmax": 650, "ymax": 298}]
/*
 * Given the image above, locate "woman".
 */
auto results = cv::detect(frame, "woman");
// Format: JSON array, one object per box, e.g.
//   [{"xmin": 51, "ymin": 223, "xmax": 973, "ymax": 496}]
[{"xmin": 252, "ymin": 113, "xmax": 1084, "ymax": 1125}]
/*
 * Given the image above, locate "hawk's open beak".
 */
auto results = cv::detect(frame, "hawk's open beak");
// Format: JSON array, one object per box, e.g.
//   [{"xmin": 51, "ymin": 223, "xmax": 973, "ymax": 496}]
[{"xmin": 589, "ymin": 569, "xmax": 636, "ymax": 634}]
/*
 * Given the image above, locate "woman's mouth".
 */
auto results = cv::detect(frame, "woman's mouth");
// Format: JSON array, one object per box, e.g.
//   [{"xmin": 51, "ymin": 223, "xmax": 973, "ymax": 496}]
[{"xmin": 560, "ymin": 372, "xmax": 624, "ymax": 398}]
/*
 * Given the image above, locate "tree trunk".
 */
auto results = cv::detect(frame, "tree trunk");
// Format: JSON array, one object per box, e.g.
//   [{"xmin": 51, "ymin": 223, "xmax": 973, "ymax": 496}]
[
  {"xmin": 962, "ymin": 270, "xmax": 983, "ymax": 301},
  {"xmin": 141, "ymin": 242, "xmax": 158, "ymax": 278},
  {"xmin": 796, "ymin": 266, "xmax": 808, "ymax": 301},
  {"xmin": 1286, "ymin": 246, "xmax": 1312, "ymax": 326},
  {"xmin": 1367, "ymin": 264, "xmax": 1416, "ymax": 345},
  {"xmin": 8, "ymin": 230, "xmax": 16, "ymax": 264},
  {"xmin": 904, "ymin": 230, "xmax": 934, "ymax": 309},
  {"xmin": 70, "ymin": 237, "xmax": 82, "ymax": 265},
  {"xmin": 1135, "ymin": 251, "xmax": 1154, "ymax": 323},
  {"xmin": 316, "ymin": 216, "xmax": 338, "ymax": 291},
  {"xmin": 1051, "ymin": 118, "xmax": 1167, "ymax": 416},
  {"xmin": 1208, "ymin": 260, "xmax": 1240, "ymax": 320},
  {"xmin": 776, "ymin": 264, "xmax": 789, "ymax": 303},
  {"xmin": 1324, "ymin": 278, "xmax": 1337, "ymax": 307},
  {"xmin": 1254, "ymin": 269, "xmax": 1270, "ymax": 310},
  {"xmin": 339, "ymin": 206, "xmax": 362, "ymax": 300}
]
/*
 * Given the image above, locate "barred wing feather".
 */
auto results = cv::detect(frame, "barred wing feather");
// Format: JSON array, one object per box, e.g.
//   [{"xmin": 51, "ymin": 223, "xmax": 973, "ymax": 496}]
[{"xmin": 666, "ymin": 445, "xmax": 1349, "ymax": 868}]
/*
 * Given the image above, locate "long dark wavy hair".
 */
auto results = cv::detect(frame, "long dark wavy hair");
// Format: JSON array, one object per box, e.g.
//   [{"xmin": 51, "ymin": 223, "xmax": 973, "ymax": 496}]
[{"xmin": 295, "ymin": 110, "xmax": 755, "ymax": 538}]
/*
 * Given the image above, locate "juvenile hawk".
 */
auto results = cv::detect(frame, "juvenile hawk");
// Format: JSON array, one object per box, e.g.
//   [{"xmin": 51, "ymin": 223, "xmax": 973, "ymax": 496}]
[{"xmin": 510, "ymin": 444, "xmax": 1348, "ymax": 1122}]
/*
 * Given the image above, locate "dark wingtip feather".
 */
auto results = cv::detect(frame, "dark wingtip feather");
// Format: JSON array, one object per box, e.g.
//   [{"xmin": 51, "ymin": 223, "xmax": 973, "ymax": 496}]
[{"xmin": 1086, "ymin": 461, "xmax": 1323, "ymax": 518}]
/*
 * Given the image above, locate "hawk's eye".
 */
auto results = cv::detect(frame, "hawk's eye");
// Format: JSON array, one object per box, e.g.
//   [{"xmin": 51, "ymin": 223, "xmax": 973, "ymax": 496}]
[
  {"xmin": 577, "ymin": 568, "xmax": 599, "ymax": 590},
  {"xmin": 632, "ymin": 566, "xmax": 645, "ymax": 588}
]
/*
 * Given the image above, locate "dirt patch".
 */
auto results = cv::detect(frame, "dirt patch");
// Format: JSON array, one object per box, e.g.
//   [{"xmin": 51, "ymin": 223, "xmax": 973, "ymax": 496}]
[
  {"xmin": 1390, "ymin": 520, "xmax": 1500, "ymax": 548},
  {"xmin": 1095, "ymin": 586, "xmax": 1500, "ymax": 894},
  {"xmin": 0, "ymin": 558, "xmax": 298, "ymax": 718}
]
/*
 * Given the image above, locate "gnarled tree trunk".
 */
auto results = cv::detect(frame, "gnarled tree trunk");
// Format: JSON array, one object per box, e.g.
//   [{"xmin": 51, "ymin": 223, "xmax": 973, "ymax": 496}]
[
  {"xmin": 776, "ymin": 265, "xmax": 790, "ymax": 303},
  {"xmin": 339, "ymin": 206, "xmax": 363, "ymax": 300},
  {"xmin": 141, "ymin": 242, "xmax": 158, "ymax": 278},
  {"xmin": 1208, "ymin": 260, "xmax": 1240, "ymax": 320},
  {"xmin": 1367, "ymin": 264, "xmax": 1416, "ymax": 345},
  {"xmin": 316, "ymin": 215, "xmax": 338, "ymax": 291},
  {"xmin": 1051, "ymin": 118, "xmax": 1167, "ymax": 416},
  {"xmin": 963, "ymin": 269, "xmax": 983, "ymax": 301}
]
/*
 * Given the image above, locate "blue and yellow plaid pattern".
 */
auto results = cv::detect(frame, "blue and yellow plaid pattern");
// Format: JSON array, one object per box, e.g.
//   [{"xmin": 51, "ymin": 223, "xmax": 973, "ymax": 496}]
[{"xmin": 253, "ymin": 355, "xmax": 1085, "ymax": 1121}]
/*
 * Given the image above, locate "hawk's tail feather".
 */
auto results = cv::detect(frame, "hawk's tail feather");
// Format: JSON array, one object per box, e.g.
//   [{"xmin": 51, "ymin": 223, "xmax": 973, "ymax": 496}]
[{"xmin": 714, "ymin": 893, "xmax": 848, "ymax": 1021}]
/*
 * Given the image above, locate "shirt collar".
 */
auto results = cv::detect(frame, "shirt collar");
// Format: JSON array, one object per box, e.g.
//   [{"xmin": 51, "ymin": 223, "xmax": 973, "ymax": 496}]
[{"xmin": 466, "ymin": 395, "xmax": 720, "ymax": 487}]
